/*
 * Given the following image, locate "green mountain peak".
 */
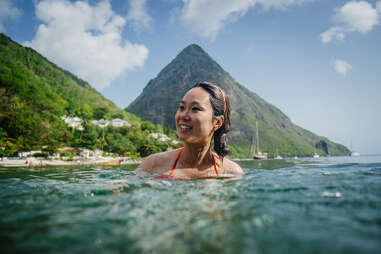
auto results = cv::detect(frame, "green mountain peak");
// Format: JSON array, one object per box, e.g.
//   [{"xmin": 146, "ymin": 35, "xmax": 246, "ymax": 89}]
[{"xmin": 126, "ymin": 44, "xmax": 350, "ymax": 158}]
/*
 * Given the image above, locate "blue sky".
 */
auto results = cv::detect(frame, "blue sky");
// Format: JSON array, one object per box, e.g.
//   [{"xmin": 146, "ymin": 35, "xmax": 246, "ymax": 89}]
[{"xmin": 1, "ymin": 0, "xmax": 380, "ymax": 154}]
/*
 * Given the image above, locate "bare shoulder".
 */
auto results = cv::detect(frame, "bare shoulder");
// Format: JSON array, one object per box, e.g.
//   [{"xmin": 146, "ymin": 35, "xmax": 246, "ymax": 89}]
[
  {"xmin": 222, "ymin": 158, "xmax": 244, "ymax": 175},
  {"xmin": 136, "ymin": 149, "xmax": 179, "ymax": 174}
]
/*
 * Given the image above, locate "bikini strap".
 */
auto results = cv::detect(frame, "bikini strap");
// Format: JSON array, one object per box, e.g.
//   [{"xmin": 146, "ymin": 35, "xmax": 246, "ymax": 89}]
[
  {"xmin": 169, "ymin": 148, "xmax": 219, "ymax": 177},
  {"xmin": 211, "ymin": 152, "xmax": 219, "ymax": 176},
  {"xmin": 169, "ymin": 148, "xmax": 183, "ymax": 177}
]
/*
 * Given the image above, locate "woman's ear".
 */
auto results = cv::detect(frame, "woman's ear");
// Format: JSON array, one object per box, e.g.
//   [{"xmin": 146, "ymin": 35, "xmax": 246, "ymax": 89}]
[{"xmin": 214, "ymin": 115, "xmax": 225, "ymax": 131}]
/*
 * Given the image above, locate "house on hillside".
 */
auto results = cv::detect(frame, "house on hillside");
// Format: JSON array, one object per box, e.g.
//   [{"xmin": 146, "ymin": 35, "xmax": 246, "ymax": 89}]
[
  {"xmin": 18, "ymin": 150, "xmax": 42, "ymax": 158},
  {"xmin": 149, "ymin": 133, "xmax": 180, "ymax": 145},
  {"xmin": 149, "ymin": 133, "xmax": 171, "ymax": 142},
  {"xmin": 61, "ymin": 116, "xmax": 84, "ymax": 131},
  {"xmin": 80, "ymin": 149, "xmax": 103, "ymax": 158},
  {"xmin": 91, "ymin": 119, "xmax": 109, "ymax": 128},
  {"xmin": 110, "ymin": 118, "xmax": 131, "ymax": 127},
  {"xmin": 91, "ymin": 118, "xmax": 130, "ymax": 128}
]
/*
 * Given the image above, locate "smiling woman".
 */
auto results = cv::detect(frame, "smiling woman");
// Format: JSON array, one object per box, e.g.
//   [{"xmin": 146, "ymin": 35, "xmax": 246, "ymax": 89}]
[{"xmin": 136, "ymin": 81, "xmax": 243, "ymax": 179}]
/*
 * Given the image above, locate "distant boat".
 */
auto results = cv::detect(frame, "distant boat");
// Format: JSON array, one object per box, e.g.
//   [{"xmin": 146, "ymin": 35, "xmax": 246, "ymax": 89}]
[
  {"xmin": 252, "ymin": 121, "xmax": 268, "ymax": 160},
  {"xmin": 99, "ymin": 162, "xmax": 120, "ymax": 166},
  {"xmin": 313, "ymin": 152, "xmax": 320, "ymax": 158},
  {"xmin": 350, "ymin": 140, "xmax": 360, "ymax": 156},
  {"xmin": 100, "ymin": 160, "xmax": 135, "ymax": 166},
  {"xmin": 293, "ymin": 156, "xmax": 298, "ymax": 159},
  {"xmin": 253, "ymin": 152, "xmax": 268, "ymax": 160}
]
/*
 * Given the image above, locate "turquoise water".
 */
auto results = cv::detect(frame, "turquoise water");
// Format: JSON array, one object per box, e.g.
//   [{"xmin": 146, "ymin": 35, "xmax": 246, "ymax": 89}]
[{"xmin": 1, "ymin": 155, "xmax": 381, "ymax": 254}]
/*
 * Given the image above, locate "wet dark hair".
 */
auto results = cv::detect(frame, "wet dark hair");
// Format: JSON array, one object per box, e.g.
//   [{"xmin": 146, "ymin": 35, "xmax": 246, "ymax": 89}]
[{"xmin": 192, "ymin": 81, "xmax": 230, "ymax": 157}]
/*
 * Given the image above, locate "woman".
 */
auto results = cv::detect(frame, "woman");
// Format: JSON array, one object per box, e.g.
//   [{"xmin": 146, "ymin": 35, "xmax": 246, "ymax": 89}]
[{"xmin": 137, "ymin": 81, "xmax": 243, "ymax": 179}]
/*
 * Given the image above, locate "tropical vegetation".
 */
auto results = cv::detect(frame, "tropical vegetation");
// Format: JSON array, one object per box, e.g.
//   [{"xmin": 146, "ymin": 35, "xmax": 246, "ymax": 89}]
[{"xmin": 0, "ymin": 33, "xmax": 179, "ymax": 158}]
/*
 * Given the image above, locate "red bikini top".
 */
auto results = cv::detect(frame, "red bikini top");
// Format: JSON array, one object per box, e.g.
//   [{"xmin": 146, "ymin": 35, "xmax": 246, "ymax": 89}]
[{"xmin": 157, "ymin": 148, "xmax": 219, "ymax": 180}]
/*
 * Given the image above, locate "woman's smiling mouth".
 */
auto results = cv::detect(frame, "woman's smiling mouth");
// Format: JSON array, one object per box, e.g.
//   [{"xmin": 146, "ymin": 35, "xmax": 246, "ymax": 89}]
[{"xmin": 179, "ymin": 124, "xmax": 192, "ymax": 130}]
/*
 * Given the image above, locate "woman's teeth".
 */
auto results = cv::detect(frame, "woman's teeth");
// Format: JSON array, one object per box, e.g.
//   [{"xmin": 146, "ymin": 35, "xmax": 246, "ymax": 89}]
[{"xmin": 180, "ymin": 125, "xmax": 192, "ymax": 129}]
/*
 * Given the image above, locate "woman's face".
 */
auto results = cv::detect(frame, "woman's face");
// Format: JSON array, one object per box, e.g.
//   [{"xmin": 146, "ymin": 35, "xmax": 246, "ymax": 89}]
[{"xmin": 175, "ymin": 87, "xmax": 221, "ymax": 144}]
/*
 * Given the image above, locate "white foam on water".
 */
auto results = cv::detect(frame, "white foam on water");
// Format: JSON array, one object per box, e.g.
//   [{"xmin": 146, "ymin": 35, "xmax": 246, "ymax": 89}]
[{"xmin": 321, "ymin": 191, "xmax": 342, "ymax": 198}]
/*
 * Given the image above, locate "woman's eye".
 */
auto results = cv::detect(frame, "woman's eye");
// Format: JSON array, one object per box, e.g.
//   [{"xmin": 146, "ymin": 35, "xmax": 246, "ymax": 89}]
[
  {"xmin": 192, "ymin": 107, "xmax": 200, "ymax": 111},
  {"xmin": 179, "ymin": 105, "xmax": 185, "ymax": 110}
]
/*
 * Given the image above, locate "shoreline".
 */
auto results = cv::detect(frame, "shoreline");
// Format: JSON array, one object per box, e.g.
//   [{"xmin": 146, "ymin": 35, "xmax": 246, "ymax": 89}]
[{"xmin": 0, "ymin": 157, "xmax": 142, "ymax": 168}]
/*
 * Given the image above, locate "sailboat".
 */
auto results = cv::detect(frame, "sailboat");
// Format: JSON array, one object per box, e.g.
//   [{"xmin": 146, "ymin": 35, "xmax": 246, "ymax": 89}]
[{"xmin": 252, "ymin": 121, "xmax": 268, "ymax": 160}]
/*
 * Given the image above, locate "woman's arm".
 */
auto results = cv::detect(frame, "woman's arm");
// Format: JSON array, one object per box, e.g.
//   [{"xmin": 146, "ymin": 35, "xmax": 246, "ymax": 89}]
[
  {"xmin": 136, "ymin": 154, "xmax": 158, "ymax": 173},
  {"xmin": 224, "ymin": 158, "xmax": 245, "ymax": 175}
]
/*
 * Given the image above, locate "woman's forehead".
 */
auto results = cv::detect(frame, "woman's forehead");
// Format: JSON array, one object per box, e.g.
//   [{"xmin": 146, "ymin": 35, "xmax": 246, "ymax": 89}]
[{"xmin": 182, "ymin": 87, "xmax": 210, "ymax": 104}]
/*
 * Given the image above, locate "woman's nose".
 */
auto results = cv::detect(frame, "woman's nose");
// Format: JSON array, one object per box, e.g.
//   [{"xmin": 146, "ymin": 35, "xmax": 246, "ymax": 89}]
[{"xmin": 179, "ymin": 109, "xmax": 191, "ymax": 121}]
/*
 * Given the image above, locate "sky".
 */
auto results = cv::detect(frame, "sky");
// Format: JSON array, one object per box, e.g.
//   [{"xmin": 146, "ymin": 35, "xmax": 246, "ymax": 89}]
[{"xmin": 1, "ymin": 0, "xmax": 380, "ymax": 154}]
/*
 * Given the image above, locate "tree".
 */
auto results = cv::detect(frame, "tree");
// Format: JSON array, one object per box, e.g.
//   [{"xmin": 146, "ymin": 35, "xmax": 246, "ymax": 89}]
[
  {"xmin": 137, "ymin": 143, "xmax": 162, "ymax": 157},
  {"xmin": 0, "ymin": 128, "xmax": 17, "ymax": 157},
  {"xmin": 141, "ymin": 121, "xmax": 156, "ymax": 132},
  {"xmin": 94, "ymin": 106, "xmax": 109, "ymax": 120},
  {"xmin": 75, "ymin": 122, "xmax": 101, "ymax": 150},
  {"xmin": 76, "ymin": 104, "xmax": 93, "ymax": 120},
  {"xmin": 111, "ymin": 111, "xmax": 125, "ymax": 119}
]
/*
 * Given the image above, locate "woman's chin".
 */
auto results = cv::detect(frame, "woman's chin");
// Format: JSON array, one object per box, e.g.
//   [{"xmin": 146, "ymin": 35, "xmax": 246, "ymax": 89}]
[
  {"xmin": 177, "ymin": 129, "xmax": 211, "ymax": 144},
  {"xmin": 177, "ymin": 136, "xmax": 209, "ymax": 146},
  {"xmin": 177, "ymin": 133, "xmax": 191, "ymax": 142},
  {"xmin": 177, "ymin": 129, "xmax": 192, "ymax": 139},
  {"xmin": 177, "ymin": 132, "xmax": 195, "ymax": 143}
]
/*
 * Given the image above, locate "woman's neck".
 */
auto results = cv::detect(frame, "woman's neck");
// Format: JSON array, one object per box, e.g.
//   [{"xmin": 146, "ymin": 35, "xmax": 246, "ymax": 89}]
[{"xmin": 181, "ymin": 142, "xmax": 213, "ymax": 168}]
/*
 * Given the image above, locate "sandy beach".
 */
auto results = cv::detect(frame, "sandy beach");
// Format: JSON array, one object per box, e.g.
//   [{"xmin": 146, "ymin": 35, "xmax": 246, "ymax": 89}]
[{"xmin": 0, "ymin": 157, "xmax": 141, "ymax": 167}]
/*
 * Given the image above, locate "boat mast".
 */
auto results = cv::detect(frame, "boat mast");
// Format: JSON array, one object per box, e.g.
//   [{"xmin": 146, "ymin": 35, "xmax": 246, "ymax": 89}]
[
  {"xmin": 256, "ymin": 121, "xmax": 260, "ymax": 154},
  {"xmin": 250, "ymin": 135, "xmax": 255, "ymax": 155}
]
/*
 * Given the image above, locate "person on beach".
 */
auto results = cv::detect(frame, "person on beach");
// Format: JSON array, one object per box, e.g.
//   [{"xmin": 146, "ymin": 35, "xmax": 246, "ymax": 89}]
[{"xmin": 137, "ymin": 81, "xmax": 243, "ymax": 180}]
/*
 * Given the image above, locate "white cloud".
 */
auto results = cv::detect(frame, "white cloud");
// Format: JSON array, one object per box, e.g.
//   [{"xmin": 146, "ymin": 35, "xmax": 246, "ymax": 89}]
[
  {"xmin": 24, "ymin": 0, "xmax": 148, "ymax": 91},
  {"xmin": 377, "ymin": 1, "xmax": 381, "ymax": 13},
  {"xmin": 0, "ymin": 0, "xmax": 21, "ymax": 32},
  {"xmin": 126, "ymin": 0, "xmax": 152, "ymax": 30},
  {"xmin": 333, "ymin": 59, "xmax": 352, "ymax": 76},
  {"xmin": 179, "ymin": 0, "xmax": 310, "ymax": 39},
  {"xmin": 256, "ymin": 0, "xmax": 310, "ymax": 10},
  {"xmin": 321, "ymin": 1, "xmax": 380, "ymax": 43},
  {"xmin": 180, "ymin": 0, "xmax": 255, "ymax": 39},
  {"xmin": 320, "ymin": 26, "xmax": 345, "ymax": 44},
  {"xmin": 335, "ymin": 1, "xmax": 379, "ymax": 33}
]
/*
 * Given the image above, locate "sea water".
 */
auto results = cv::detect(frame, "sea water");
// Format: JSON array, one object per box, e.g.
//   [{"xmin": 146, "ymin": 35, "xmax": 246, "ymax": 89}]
[{"xmin": 1, "ymin": 155, "xmax": 381, "ymax": 254}]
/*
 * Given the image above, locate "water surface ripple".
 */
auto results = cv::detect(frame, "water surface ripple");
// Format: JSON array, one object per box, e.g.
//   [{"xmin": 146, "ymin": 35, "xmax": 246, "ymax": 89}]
[{"xmin": 1, "ymin": 155, "xmax": 380, "ymax": 254}]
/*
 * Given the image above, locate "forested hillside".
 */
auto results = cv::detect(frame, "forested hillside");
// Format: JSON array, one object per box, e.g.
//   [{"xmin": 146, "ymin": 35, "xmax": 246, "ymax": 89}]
[{"xmin": 0, "ymin": 33, "xmax": 178, "ymax": 158}]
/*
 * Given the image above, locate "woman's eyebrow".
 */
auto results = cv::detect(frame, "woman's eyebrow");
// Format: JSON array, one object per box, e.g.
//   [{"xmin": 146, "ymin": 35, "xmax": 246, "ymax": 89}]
[
  {"xmin": 190, "ymin": 101, "xmax": 204, "ymax": 108},
  {"xmin": 181, "ymin": 100, "xmax": 205, "ymax": 107}
]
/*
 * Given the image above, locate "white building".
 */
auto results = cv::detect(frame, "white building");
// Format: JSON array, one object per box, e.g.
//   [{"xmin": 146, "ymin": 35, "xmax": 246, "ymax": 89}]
[
  {"xmin": 91, "ymin": 119, "xmax": 109, "ymax": 128},
  {"xmin": 80, "ymin": 149, "xmax": 103, "ymax": 158},
  {"xmin": 18, "ymin": 150, "xmax": 42, "ymax": 158},
  {"xmin": 61, "ymin": 116, "xmax": 84, "ymax": 131},
  {"xmin": 149, "ymin": 133, "xmax": 171, "ymax": 142},
  {"xmin": 110, "ymin": 118, "xmax": 131, "ymax": 127},
  {"xmin": 62, "ymin": 115, "xmax": 130, "ymax": 130},
  {"xmin": 91, "ymin": 118, "xmax": 130, "ymax": 128}
]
